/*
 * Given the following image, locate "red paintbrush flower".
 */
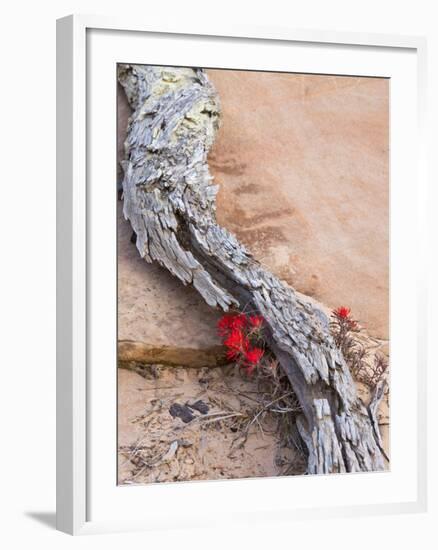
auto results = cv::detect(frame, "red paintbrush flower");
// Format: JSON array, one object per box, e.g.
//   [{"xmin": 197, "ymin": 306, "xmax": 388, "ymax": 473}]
[
  {"xmin": 248, "ymin": 315, "xmax": 264, "ymax": 330},
  {"xmin": 223, "ymin": 328, "xmax": 249, "ymax": 360},
  {"xmin": 334, "ymin": 306, "xmax": 351, "ymax": 319},
  {"xmin": 244, "ymin": 347, "xmax": 264, "ymax": 365},
  {"xmin": 217, "ymin": 313, "xmax": 247, "ymax": 337},
  {"xmin": 218, "ymin": 312, "xmax": 266, "ymax": 372}
]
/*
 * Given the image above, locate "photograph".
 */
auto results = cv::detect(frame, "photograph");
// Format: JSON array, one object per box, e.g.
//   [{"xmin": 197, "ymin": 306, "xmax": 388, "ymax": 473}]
[
  {"xmin": 1, "ymin": 0, "xmax": 431, "ymax": 543},
  {"xmin": 116, "ymin": 63, "xmax": 390, "ymax": 485}
]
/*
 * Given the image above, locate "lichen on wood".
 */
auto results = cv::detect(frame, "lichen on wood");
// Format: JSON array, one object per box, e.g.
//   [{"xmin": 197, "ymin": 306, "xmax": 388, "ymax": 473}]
[{"xmin": 118, "ymin": 64, "xmax": 386, "ymax": 475}]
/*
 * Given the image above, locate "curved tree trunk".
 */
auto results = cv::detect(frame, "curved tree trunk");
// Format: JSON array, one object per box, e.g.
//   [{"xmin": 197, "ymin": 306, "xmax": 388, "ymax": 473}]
[{"xmin": 118, "ymin": 64, "xmax": 386, "ymax": 474}]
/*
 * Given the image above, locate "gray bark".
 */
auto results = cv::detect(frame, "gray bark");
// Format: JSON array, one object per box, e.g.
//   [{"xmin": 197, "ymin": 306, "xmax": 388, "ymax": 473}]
[{"xmin": 118, "ymin": 64, "xmax": 386, "ymax": 474}]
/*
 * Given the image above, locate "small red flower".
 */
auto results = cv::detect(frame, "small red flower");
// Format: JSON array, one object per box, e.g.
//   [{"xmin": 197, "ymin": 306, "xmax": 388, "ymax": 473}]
[
  {"xmin": 223, "ymin": 328, "xmax": 249, "ymax": 360},
  {"xmin": 248, "ymin": 315, "xmax": 264, "ymax": 330},
  {"xmin": 334, "ymin": 306, "xmax": 351, "ymax": 319},
  {"xmin": 244, "ymin": 347, "xmax": 264, "ymax": 365},
  {"xmin": 217, "ymin": 313, "xmax": 247, "ymax": 337}
]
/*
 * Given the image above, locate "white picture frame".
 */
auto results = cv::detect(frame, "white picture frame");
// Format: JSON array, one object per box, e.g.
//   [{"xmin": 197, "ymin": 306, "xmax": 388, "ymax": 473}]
[{"xmin": 56, "ymin": 14, "xmax": 428, "ymax": 535}]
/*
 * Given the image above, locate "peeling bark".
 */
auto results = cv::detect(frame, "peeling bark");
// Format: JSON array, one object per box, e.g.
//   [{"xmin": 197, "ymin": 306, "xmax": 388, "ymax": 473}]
[
  {"xmin": 368, "ymin": 379, "xmax": 390, "ymax": 463},
  {"xmin": 118, "ymin": 64, "xmax": 386, "ymax": 474}
]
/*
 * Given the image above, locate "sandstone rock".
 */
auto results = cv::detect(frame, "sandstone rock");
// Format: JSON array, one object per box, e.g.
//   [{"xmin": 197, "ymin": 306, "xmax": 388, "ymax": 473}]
[{"xmin": 207, "ymin": 70, "xmax": 389, "ymax": 341}]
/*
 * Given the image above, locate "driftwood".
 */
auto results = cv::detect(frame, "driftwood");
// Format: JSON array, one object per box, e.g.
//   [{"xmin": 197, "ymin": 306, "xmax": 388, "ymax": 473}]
[{"xmin": 118, "ymin": 64, "xmax": 386, "ymax": 474}]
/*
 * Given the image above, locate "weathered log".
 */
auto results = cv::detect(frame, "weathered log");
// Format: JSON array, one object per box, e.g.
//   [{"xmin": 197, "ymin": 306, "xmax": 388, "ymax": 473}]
[
  {"xmin": 368, "ymin": 378, "xmax": 390, "ymax": 463},
  {"xmin": 118, "ymin": 64, "xmax": 386, "ymax": 474}
]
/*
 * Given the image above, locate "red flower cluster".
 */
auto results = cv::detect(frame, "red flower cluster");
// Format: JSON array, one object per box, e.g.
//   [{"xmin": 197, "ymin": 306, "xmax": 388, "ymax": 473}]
[
  {"xmin": 223, "ymin": 327, "xmax": 248, "ymax": 360},
  {"xmin": 332, "ymin": 306, "xmax": 358, "ymax": 331},
  {"xmin": 217, "ymin": 312, "xmax": 265, "ymax": 375},
  {"xmin": 217, "ymin": 313, "xmax": 247, "ymax": 337}
]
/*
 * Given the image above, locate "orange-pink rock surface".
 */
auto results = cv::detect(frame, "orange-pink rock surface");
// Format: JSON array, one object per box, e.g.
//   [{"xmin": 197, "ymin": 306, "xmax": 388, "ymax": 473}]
[{"xmin": 207, "ymin": 70, "xmax": 389, "ymax": 340}]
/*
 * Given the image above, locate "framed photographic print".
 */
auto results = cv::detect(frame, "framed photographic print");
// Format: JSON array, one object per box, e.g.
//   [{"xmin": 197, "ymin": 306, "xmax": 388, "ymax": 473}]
[{"xmin": 56, "ymin": 15, "xmax": 427, "ymax": 535}]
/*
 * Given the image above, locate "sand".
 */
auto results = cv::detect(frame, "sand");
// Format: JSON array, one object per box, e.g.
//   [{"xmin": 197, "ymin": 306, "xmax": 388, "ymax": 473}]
[{"xmin": 118, "ymin": 366, "xmax": 305, "ymax": 484}]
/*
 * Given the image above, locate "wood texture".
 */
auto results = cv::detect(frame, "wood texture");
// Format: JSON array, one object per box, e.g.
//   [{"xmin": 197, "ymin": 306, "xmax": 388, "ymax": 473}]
[
  {"xmin": 118, "ymin": 64, "xmax": 386, "ymax": 474},
  {"xmin": 118, "ymin": 340, "xmax": 227, "ymax": 368}
]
